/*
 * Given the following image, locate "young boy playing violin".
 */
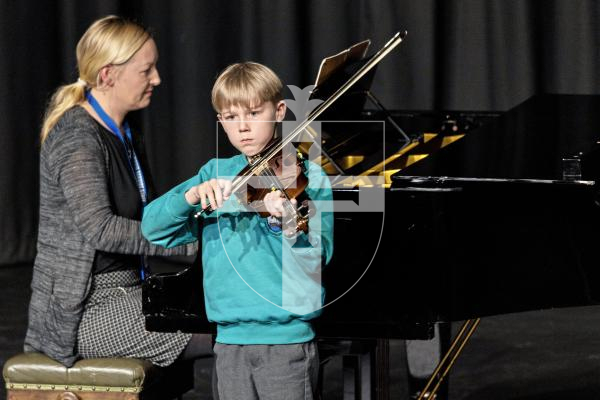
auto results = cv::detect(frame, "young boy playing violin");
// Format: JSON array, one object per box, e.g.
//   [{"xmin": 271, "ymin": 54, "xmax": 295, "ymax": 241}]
[{"xmin": 142, "ymin": 62, "xmax": 334, "ymax": 400}]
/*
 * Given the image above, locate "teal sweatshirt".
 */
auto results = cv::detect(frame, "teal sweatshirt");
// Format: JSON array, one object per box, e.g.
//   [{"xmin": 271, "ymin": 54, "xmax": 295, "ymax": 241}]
[{"xmin": 141, "ymin": 154, "xmax": 334, "ymax": 344}]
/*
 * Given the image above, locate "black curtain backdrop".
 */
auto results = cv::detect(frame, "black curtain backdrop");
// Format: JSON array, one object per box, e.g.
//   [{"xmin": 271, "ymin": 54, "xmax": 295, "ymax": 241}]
[{"xmin": 1, "ymin": 0, "xmax": 599, "ymax": 265}]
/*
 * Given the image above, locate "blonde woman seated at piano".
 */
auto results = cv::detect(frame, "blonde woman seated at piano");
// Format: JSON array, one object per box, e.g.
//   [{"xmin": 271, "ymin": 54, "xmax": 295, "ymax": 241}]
[
  {"xmin": 142, "ymin": 62, "xmax": 334, "ymax": 400},
  {"xmin": 24, "ymin": 15, "xmax": 212, "ymax": 368}
]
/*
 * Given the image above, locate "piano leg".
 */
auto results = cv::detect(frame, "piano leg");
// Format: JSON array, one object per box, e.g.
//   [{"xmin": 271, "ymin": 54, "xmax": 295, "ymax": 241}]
[
  {"xmin": 341, "ymin": 341, "xmax": 373, "ymax": 399},
  {"xmin": 374, "ymin": 338, "xmax": 390, "ymax": 400},
  {"xmin": 322, "ymin": 335, "xmax": 465, "ymax": 400},
  {"xmin": 341, "ymin": 339, "xmax": 387, "ymax": 400},
  {"xmin": 317, "ymin": 339, "xmax": 381, "ymax": 400}
]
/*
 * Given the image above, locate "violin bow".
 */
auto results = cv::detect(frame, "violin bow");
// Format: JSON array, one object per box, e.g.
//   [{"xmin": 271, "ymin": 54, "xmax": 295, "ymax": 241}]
[{"xmin": 195, "ymin": 30, "xmax": 407, "ymax": 218}]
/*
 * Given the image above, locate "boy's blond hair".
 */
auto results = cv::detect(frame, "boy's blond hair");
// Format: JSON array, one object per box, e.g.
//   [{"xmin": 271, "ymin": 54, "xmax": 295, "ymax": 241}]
[{"xmin": 211, "ymin": 62, "xmax": 283, "ymax": 113}]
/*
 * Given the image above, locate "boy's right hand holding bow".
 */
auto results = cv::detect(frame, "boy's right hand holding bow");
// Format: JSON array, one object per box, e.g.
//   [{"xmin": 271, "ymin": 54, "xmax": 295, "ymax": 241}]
[{"xmin": 185, "ymin": 178, "xmax": 232, "ymax": 210}]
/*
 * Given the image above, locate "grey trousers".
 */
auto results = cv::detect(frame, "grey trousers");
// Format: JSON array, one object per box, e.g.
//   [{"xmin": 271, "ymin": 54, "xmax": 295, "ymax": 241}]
[{"xmin": 214, "ymin": 342, "xmax": 319, "ymax": 400}]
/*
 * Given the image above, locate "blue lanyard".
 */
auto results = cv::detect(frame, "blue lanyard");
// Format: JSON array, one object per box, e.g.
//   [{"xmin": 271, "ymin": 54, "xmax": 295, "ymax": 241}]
[
  {"xmin": 86, "ymin": 91, "xmax": 150, "ymax": 279},
  {"xmin": 86, "ymin": 91, "xmax": 133, "ymax": 144},
  {"xmin": 85, "ymin": 91, "xmax": 147, "ymax": 204}
]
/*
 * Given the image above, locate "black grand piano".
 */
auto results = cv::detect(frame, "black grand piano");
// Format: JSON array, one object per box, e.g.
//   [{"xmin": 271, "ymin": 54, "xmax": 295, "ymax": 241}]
[
  {"xmin": 143, "ymin": 91, "xmax": 600, "ymax": 398},
  {"xmin": 315, "ymin": 92, "xmax": 600, "ymax": 334}
]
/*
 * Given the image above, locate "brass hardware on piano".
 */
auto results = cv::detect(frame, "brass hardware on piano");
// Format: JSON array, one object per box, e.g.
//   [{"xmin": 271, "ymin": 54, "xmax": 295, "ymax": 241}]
[{"xmin": 416, "ymin": 319, "xmax": 481, "ymax": 400}]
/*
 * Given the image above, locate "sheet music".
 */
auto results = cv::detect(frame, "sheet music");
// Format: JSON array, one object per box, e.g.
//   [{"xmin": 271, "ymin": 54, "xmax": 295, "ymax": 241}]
[{"xmin": 314, "ymin": 39, "xmax": 371, "ymax": 87}]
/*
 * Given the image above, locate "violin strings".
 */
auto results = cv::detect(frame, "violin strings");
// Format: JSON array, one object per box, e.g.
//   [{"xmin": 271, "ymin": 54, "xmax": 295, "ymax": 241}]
[{"xmin": 260, "ymin": 164, "xmax": 298, "ymax": 221}]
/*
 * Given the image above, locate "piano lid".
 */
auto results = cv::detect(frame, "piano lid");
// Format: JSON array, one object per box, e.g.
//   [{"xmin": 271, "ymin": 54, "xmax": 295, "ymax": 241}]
[
  {"xmin": 303, "ymin": 94, "xmax": 600, "ymax": 186},
  {"xmin": 398, "ymin": 94, "xmax": 600, "ymax": 181}
]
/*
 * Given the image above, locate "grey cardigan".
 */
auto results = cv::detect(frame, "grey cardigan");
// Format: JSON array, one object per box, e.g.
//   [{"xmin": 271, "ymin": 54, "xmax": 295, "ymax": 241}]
[{"xmin": 24, "ymin": 107, "xmax": 196, "ymax": 367}]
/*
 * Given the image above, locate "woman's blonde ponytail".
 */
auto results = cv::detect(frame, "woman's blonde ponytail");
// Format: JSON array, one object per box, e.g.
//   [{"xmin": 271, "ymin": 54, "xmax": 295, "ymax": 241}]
[{"xmin": 40, "ymin": 81, "xmax": 87, "ymax": 143}]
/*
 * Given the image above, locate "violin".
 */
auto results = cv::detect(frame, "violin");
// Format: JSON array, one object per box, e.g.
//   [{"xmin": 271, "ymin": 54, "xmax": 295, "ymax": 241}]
[
  {"xmin": 194, "ymin": 31, "xmax": 407, "ymax": 234},
  {"xmin": 241, "ymin": 139, "xmax": 312, "ymax": 234}
]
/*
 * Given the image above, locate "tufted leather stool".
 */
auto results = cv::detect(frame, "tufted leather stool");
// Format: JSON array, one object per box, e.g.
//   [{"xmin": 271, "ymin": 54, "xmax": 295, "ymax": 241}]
[{"xmin": 3, "ymin": 352, "xmax": 193, "ymax": 400}]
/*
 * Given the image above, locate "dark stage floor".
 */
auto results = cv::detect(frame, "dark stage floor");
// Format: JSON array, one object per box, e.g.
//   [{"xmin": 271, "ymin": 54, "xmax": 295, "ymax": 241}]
[{"xmin": 2, "ymin": 262, "xmax": 600, "ymax": 399}]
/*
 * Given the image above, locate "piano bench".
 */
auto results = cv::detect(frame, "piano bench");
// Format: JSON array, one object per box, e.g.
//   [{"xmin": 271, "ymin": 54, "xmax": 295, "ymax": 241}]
[{"xmin": 3, "ymin": 352, "xmax": 193, "ymax": 400}]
